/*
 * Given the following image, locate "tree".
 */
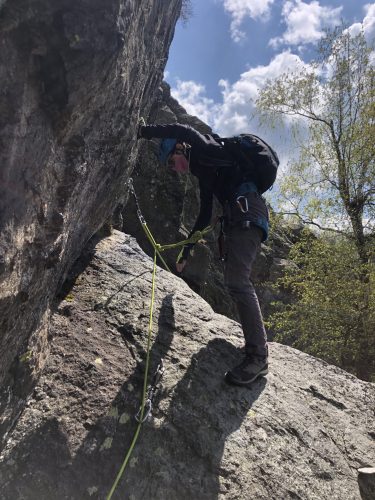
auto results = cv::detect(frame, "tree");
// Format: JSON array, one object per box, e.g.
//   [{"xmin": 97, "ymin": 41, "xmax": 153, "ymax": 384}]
[
  {"xmin": 257, "ymin": 27, "xmax": 374, "ymax": 263},
  {"xmin": 268, "ymin": 231, "xmax": 375, "ymax": 381},
  {"xmin": 257, "ymin": 27, "xmax": 375, "ymax": 380}
]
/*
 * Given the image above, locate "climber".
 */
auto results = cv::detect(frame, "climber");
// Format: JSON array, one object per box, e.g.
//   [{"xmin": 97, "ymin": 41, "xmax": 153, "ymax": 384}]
[{"xmin": 138, "ymin": 123, "xmax": 279, "ymax": 387}]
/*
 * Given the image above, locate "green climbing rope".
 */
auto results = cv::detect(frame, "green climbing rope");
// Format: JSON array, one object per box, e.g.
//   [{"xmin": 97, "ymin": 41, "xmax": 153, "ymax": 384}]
[
  {"xmin": 106, "ymin": 183, "xmax": 214, "ymax": 499},
  {"xmin": 106, "ymin": 250, "xmax": 158, "ymax": 500}
]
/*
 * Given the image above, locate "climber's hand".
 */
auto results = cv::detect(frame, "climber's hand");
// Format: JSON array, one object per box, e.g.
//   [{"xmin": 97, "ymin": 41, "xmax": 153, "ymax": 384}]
[{"xmin": 137, "ymin": 117, "xmax": 146, "ymax": 139}]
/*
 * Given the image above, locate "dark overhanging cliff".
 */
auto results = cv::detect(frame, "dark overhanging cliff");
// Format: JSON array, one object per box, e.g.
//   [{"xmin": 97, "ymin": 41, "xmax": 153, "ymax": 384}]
[{"xmin": 0, "ymin": 0, "xmax": 182, "ymax": 393}]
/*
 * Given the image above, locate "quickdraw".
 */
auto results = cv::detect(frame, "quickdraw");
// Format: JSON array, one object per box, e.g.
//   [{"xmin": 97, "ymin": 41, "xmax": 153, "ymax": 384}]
[
  {"xmin": 135, "ymin": 361, "xmax": 165, "ymax": 423},
  {"xmin": 218, "ymin": 216, "xmax": 226, "ymax": 262}
]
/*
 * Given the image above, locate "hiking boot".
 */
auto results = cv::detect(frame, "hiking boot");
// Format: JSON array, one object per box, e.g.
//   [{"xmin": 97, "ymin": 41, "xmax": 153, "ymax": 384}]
[{"xmin": 225, "ymin": 353, "xmax": 268, "ymax": 386}]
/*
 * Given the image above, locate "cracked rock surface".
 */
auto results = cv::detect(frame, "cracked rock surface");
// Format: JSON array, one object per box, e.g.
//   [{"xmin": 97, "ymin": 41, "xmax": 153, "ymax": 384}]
[{"xmin": 0, "ymin": 231, "xmax": 374, "ymax": 499}]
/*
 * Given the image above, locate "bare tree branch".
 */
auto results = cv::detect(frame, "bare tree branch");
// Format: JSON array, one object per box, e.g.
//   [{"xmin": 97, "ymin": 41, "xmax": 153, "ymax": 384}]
[{"xmin": 275, "ymin": 211, "xmax": 348, "ymax": 235}]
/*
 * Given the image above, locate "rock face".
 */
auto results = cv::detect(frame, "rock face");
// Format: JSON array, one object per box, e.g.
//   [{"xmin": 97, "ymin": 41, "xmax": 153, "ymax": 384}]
[
  {"xmin": 0, "ymin": 231, "xmax": 374, "ymax": 499},
  {"xmin": 122, "ymin": 82, "xmax": 296, "ymax": 323},
  {"xmin": 0, "ymin": 1, "xmax": 181, "ymax": 394}
]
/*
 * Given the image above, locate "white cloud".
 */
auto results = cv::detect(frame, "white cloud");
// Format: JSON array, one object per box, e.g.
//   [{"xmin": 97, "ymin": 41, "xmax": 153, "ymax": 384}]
[
  {"xmin": 363, "ymin": 3, "xmax": 375, "ymax": 37},
  {"xmin": 172, "ymin": 51, "xmax": 306, "ymax": 136},
  {"xmin": 221, "ymin": 0, "xmax": 275, "ymax": 42},
  {"xmin": 214, "ymin": 51, "xmax": 306, "ymax": 137},
  {"xmin": 170, "ymin": 51, "xmax": 308, "ymax": 173},
  {"xmin": 348, "ymin": 3, "xmax": 375, "ymax": 41},
  {"xmin": 270, "ymin": 0, "xmax": 342, "ymax": 49},
  {"xmin": 171, "ymin": 80, "xmax": 219, "ymax": 125},
  {"xmin": 347, "ymin": 4, "xmax": 375, "ymax": 66}
]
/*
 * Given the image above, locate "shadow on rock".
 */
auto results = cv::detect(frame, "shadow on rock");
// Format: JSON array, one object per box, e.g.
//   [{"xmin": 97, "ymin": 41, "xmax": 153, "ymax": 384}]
[
  {"xmin": 62, "ymin": 292, "xmax": 179, "ymax": 499},
  {"xmin": 0, "ymin": 294, "xmax": 266, "ymax": 500},
  {"xmin": 70, "ymin": 295, "xmax": 266, "ymax": 499},
  {"xmin": 55, "ymin": 233, "xmax": 105, "ymax": 302},
  {"xmin": 106, "ymin": 335, "xmax": 266, "ymax": 499},
  {"xmin": 0, "ymin": 418, "xmax": 73, "ymax": 499}
]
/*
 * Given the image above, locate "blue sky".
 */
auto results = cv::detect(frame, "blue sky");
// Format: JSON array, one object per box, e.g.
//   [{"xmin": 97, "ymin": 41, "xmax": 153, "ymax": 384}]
[{"xmin": 165, "ymin": 0, "xmax": 375, "ymax": 147}]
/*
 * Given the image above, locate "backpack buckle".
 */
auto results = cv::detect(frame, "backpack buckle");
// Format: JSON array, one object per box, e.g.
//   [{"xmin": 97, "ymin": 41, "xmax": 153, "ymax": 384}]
[{"xmin": 236, "ymin": 195, "xmax": 248, "ymax": 213}]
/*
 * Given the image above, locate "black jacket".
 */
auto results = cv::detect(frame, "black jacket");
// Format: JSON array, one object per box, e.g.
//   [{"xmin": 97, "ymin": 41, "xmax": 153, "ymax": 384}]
[{"xmin": 140, "ymin": 123, "xmax": 269, "ymax": 260}]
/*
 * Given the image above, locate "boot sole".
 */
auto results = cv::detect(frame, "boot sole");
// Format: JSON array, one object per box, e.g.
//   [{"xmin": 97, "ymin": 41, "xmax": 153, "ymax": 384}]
[{"xmin": 225, "ymin": 367, "xmax": 268, "ymax": 387}]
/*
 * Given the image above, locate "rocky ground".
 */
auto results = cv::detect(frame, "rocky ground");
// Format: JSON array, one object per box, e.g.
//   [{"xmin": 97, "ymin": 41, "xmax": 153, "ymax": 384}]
[{"xmin": 0, "ymin": 231, "xmax": 374, "ymax": 499}]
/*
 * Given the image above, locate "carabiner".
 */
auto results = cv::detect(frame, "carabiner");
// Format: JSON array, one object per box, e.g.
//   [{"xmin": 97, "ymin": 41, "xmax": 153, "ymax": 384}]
[
  {"xmin": 236, "ymin": 196, "xmax": 249, "ymax": 213},
  {"xmin": 135, "ymin": 398, "xmax": 152, "ymax": 423}
]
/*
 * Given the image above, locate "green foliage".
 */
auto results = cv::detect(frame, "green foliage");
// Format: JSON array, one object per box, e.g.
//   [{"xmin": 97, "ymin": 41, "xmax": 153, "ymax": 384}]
[
  {"xmin": 257, "ymin": 27, "xmax": 374, "ymax": 263},
  {"xmin": 257, "ymin": 26, "xmax": 374, "ymax": 380},
  {"xmin": 19, "ymin": 350, "xmax": 33, "ymax": 363},
  {"xmin": 268, "ymin": 232, "xmax": 375, "ymax": 381}
]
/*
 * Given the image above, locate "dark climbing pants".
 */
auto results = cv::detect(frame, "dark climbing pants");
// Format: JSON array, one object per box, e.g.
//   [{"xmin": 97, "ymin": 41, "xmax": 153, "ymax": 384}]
[{"xmin": 224, "ymin": 225, "xmax": 268, "ymax": 357}]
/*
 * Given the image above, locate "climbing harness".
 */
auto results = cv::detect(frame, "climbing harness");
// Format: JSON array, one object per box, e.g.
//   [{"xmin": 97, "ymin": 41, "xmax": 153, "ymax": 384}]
[{"xmin": 107, "ymin": 179, "xmax": 215, "ymax": 499}]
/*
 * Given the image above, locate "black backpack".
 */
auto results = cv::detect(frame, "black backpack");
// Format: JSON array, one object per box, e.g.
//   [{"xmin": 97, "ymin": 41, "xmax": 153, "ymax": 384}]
[{"xmin": 220, "ymin": 134, "xmax": 279, "ymax": 194}]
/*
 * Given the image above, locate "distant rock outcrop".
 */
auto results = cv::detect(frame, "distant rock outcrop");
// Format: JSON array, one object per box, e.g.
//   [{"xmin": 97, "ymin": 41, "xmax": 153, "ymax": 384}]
[
  {"xmin": 0, "ymin": 231, "xmax": 373, "ymax": 499},
  {"xmin": 0, "ymin": 0, "xmax": 181, "ymax": 405}
]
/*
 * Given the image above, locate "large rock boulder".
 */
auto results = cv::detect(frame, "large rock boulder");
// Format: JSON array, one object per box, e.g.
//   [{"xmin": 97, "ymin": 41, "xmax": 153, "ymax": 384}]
[
  {"xmin": 0, "ymin": 0, "xmax": 181, "ymax": 396},
  {"xmin": 0, "ymin": 231, "xmax": 373, "ymax": 499}
]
